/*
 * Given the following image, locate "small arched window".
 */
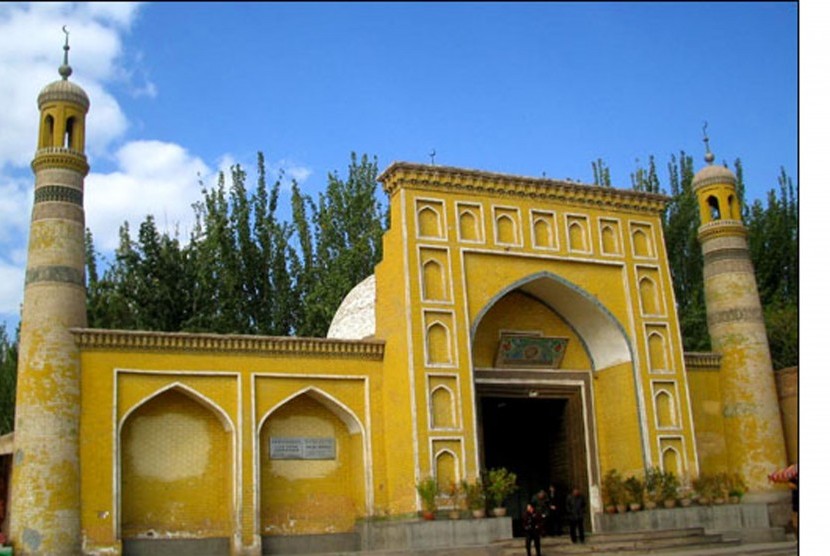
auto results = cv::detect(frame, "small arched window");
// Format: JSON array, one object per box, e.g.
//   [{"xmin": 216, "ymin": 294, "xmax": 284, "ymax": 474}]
[
  {"xmin": 42, "ymin": 114, "xmax": 55, "ymax": 148},
  {"xmin": 64, "ymin": 117, "xmax": 75, "ymax": 149},
  {"xmin": 707, "ymin": 196, "xmax": 721, "ymax": 221}
]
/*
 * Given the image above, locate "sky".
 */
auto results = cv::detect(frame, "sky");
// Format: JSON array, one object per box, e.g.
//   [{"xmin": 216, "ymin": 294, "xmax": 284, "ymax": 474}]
[
  {"xmin": 0, "ymin": 0, "xmax": 808, "ymax": 332},
  {"xmin": 0, "ymin": 0, "xmax": 824, "ymax": 536},
  {"xmin": 0, "ymin": 2, "xmax": 805, "ymax": 332}
]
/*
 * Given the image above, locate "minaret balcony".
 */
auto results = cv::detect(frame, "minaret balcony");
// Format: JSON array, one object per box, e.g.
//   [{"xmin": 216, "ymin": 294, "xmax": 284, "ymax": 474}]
[
  {"xmin": 697, "ymin": 219, "xmax": 748, "ymax": 242},
  {"xmin": 31, "ymin": 146, "xmax": 89, "ymax": 174}
]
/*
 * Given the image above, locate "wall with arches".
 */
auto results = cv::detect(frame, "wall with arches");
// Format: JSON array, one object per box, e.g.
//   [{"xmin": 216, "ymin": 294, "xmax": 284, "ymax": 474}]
[{"xmin": 77, "ymin": 332, "xmax": 384, "ymax": 555}]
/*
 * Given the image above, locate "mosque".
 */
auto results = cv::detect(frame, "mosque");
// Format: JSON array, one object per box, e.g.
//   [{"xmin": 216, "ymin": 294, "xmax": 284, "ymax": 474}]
[{"xmin": 4, "ymin": 38, "xmax": 797, "ymax": 556}]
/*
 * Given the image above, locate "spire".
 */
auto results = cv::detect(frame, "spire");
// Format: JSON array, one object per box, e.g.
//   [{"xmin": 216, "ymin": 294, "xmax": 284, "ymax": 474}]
[
  {"xmin": 702, "ymin": 121, "xmax": 715, "ymax": 165},
  {"xmin": 59, "ymin": 25, "xmax": 73, "ymax": 80}
]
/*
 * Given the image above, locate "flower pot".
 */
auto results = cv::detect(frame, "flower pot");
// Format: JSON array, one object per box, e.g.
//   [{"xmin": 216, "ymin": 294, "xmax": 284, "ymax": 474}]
[
  {"xmin": 679, "ymin": 498, "xmax": 692, "ymax": 507},
  {"xmin": 713, "ymin": 497, "xmax": 725, "ymax": 505},
  {"xmin": 644, "ymin": 500, "xmax": 657, "ymax": 510},
  {"xmin": 663, "ymin": 498, "xmax": 677, "ymax": 509},
  {"xmin": 472, "ymin": 508, "xmax": 486, "ymax": 519},
  {"xmin": 728, "ymin": 495, "xmax": 741, "ymax": 505},
  {"xmin": 492, "ymin": 507, "xmax": 508, "ymax": 517},
  {"xmin": 615, "ymin": 504, "xmax": 627, "ymax": 513},
  {"xmin": 629, "ymin": 503, "xmax": 642, "ymax": 512},
  {"xmin": 421, "ymin": 510, "xmax": 436, "ymax": 520},
  {"xmin": 697, "ymin": 496, "xmax": 710, "ymax": 506},
  {"xmin": 448, "ymin": 510, "xmax": 461, "ymax": 520}
]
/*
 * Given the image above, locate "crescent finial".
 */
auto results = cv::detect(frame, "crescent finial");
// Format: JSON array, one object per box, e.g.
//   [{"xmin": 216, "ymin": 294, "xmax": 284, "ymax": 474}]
[{"xmin": 59, "ymin": 25, "xmax": 73, "ymax": 80}]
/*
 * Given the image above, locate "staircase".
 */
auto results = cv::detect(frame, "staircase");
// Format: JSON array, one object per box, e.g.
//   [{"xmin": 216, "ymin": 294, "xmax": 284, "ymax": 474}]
[{"xmin": 491, "ymin": 528, "xmax": 797, "ymax": 555}]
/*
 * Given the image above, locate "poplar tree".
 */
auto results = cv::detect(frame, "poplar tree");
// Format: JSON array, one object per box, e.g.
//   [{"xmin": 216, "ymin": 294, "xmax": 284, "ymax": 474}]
[
  {"xmin": 0, "ymin": 323, "xmax": 17, "ymax": 434},
  {"xmin": 292, "ymin": 153, "xmax": 386, "ymax": 336},
  {"xmin": 662, "ymin": 152, "xmax": 709, "ymax": 351}
]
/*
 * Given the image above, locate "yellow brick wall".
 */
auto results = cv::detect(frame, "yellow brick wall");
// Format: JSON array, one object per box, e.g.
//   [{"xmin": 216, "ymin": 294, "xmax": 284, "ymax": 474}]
[
  {"xmin": 686, "ymin": 363, "xmax": 729, "ymax": 474},
  {"xmin": 78, "ymin": 335, "xmax": 384, "ymax": 554}
]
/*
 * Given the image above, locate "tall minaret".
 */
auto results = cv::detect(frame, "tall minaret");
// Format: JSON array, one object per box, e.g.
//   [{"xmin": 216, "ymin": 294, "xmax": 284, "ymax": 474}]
[
  {"xmin": 692, "ymin": 129, "xmax": 787, "ymax": 494},
  {"xmin": 10, "ymin": 28, "xmax": 89, "ymax": 555}
]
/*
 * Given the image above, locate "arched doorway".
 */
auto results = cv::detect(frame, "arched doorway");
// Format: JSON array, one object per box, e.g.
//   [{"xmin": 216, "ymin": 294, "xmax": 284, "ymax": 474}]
[
  {"xmin": 258, "ymin": 389, "xmax": 366, "ymax": 538},
  {"xmin": 119, "ymin": 386, "xmax": 233, "ymax": 544},
  {"xmin": 471, "ymin": 273, "xmax": 632, "ymax": 535}
]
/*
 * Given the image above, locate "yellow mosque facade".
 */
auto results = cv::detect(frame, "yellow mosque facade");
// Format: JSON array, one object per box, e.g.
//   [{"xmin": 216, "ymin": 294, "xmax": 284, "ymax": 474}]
[{"xmin": 7, "ymin": 45, "xmax": 795, "ymax": 556}]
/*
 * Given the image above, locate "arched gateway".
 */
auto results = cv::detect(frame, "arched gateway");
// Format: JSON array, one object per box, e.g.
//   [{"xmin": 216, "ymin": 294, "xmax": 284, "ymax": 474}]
[{"xmin": 372, "ymin": 163, "xmax": 700, "ymax": 530}]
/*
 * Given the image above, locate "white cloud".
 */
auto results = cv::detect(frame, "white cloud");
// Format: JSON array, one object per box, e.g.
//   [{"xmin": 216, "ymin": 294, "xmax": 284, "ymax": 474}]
[
  {"xmin": 86, "ymin": 140, "xmax": 212, "ymax": 252},
  {"xmin": 286, "ymin": 165, "xmax": 313, "ymax": 184}
]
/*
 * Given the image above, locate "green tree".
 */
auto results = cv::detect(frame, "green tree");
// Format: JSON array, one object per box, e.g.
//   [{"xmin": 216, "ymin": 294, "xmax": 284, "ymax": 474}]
[
  {"xmin": 0, "ymin": 323, "xmax": 18, "ymax": 435},
  {"xmin": 744, "ymin": 167, "xmax": 798, "ymax": 368},
  {"xmin": 293, "ymin": 153, "xmax": 386, "ymax": 336},
  {"xmin": 662, "ymin": 152, "xmax": 710, "ymax": 351},
  {"xmin": 630, "ymin": 156, "xmax": 661, "ymax": 194},
  {"xmin": 187, "ymin": 153, "xmax": 293, "ymax": 334},
  {"xmin": 592, "ymin": 158, "xmax": 612, "ymax": 186}
]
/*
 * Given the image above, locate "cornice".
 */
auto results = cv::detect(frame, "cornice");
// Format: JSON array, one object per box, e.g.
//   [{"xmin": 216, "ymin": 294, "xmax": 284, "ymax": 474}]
[
  {"xmin": 683, "ymin": 351, "xmax": 722, "ymax": 369},
  {"xmin": 71, "ymin": 328, "xmax": 386, "ymax": 360},
  {"xmin": 378, "ymin": 162, "xmax": 669, "ymax": 215}
]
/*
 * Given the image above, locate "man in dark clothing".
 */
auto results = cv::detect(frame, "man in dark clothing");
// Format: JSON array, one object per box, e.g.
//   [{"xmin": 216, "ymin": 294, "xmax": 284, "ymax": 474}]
[
  {"xmin": 565, "ymin": 487, "xmax": 586, "ymax": 544},
  {"xmin": 522, "ymin": 502, "xmax": 544, "ymax": 556},
  {"xmin": 546, "ymin": 484, "xmax": 561, "ymax": 536}
]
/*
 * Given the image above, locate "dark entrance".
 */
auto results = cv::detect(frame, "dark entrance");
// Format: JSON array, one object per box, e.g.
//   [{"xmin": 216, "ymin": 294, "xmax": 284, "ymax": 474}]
[{"xmin": 479, "ymin": 392, "xmax": 589, "ymax": 537}]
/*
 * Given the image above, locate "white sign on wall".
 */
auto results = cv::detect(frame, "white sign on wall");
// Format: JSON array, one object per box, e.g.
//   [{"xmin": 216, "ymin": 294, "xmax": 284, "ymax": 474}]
[{"xmin": 269, "ymin": 437, "xmax": 336, "ymax": 460}]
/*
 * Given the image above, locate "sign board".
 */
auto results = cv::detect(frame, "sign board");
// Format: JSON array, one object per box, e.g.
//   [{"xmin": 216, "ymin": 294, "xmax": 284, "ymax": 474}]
[
  {"xmin": 494, "ymin": 333, "xmax": 569, "ymax": 368},
  {"xmin": 269, "ymin": 437, "xmax": 336, "ymax": 460}
]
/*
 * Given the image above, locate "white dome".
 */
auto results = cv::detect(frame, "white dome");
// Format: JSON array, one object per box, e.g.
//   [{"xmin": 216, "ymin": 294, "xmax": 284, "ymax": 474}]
[{"xmin": 327, "ymin": 275, "xmax": 377, "ymax": 340}]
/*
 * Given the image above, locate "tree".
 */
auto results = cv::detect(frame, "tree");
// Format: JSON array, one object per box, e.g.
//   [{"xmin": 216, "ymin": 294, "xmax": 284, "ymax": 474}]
[
  {"xmin": 630, "ymin": 156, "xmax": 661, "ymax": 194},
  {"xmin": 592, "ymin": 158, "xmax": 612, "ymax": 187},
  {"xmin": 662, "ymin": 152, "xmax": 710, "ymax": 351},
  {"xmin": 293, "ymin": 153, "xmax": 386, "ymax": 336},
  {"xmin": 744, "ymin": 167, "xmax": 798, "ymax": 368},
  {"xmin": 0, "ymin": 323, "xmax": 18, "ymax": 435},
  {"xmin": 87, "ymin": 151, "xmax": 387, "ymax": 338}
]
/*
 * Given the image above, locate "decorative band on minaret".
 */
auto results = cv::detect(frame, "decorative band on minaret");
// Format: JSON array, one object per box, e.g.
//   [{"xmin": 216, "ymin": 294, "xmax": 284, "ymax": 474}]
[
  {"xmin": 692, "ymin": 130, "xmax": 786, "ymax": 493},
  {"xmin": 10, "ymin": 28, "xmax": 89, "ymax": 555}
]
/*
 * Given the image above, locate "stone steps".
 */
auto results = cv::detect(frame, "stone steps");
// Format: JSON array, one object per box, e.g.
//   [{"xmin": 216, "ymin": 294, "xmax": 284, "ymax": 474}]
[{"xmin": 494, "ymin": 528, "xmax": 736, "ymax": 555}]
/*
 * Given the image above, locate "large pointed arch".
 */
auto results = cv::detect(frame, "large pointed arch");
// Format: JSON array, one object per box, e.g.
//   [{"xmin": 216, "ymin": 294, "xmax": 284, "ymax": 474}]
[
  {"xmin": 470, "ymin": 271, "xmax": 633, "ymax": 371},
  {"xmin": 117, "ymin": 382, "xmax": 235, "ymax": 539},
  {"xmin": 256, "ymin": 386, "xmax": 371, "ymax": 533}
]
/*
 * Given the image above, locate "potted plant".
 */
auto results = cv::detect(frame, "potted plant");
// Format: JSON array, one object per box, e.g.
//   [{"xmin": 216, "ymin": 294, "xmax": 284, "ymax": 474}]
[
  {"xmin": 484, "ymin": 467, "xmax": 517, "ymax": 517},
  {"xmin": 692, "ymin": 473, "xmax": 714, "ymax": 506},
  {"xmin": 602, "ymin": 469, "xmax": 627, "ymax": 513},
  {"xmin": 712, "ymin": 472, "xmax": 728, "ymax": 505},
  {"xmin": 446, "ymin": 481, "xmax": 465, "ymax": 519},
  {"xmin": 726, "ymin": 472, "xmax": 747, "ymax": 504},
  {"xmin": 462, "ymin": 478, "xmax": 487, "ymax": 518},
  {"xmin": 644, "ymin": 467, "xmax": 661, "ymax": 509},
  {"xmin": 677, "ymin": 475, "xmax": 694, "ymax": 507},
  {"xmin": 416, "ymin": 476, "xmax": 439, "ymax": 520},
  {"xmin": 660, "ymin": 470, "xmax": 679, "ymax": 508},
  {"xmin": 624, "ymin": 475, "xmax": 644, "ymax": 511}
]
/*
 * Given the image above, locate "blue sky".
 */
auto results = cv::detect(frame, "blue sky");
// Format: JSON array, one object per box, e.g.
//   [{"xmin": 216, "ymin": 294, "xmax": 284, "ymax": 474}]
[
  {"xmin": 0, "ymin": 2, "xmax": 806, "ymax": 332},
  {"xmin": 116, "ymin": 1, "xmax": 799, "ymax": 194}
]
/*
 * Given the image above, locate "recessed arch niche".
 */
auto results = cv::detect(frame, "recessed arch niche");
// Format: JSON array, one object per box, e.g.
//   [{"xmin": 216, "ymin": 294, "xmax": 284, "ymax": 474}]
[
  {"xmin": 258, "ymin": 388, "xmax": 366, "ymax": 535},
  {"xmin": 119, "ymin": 385, "xmax": 233, "ymax": 539}
]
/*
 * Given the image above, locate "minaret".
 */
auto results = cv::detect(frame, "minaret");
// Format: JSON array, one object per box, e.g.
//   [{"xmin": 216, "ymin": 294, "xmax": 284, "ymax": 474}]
[
  {"xmin": 10, "ymin": 28, "xmax": 89, "ymax": 555},
  {"xmin": 692, "ymin": 129, "xmax": 787, "ymax": 493}
]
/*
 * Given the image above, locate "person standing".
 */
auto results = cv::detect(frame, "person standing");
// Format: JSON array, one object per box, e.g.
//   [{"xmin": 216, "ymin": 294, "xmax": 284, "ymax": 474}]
[
  {"xmin": 522, "ymin": 502, "xmax": 544, "ymax": 556},
  {"xmin": 566, "ymin": 487, "xmax": 586, "ymax": 544},
  {"xmin": 546, "ymin": 484, "xmax": 561, "ymax": 536}
]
